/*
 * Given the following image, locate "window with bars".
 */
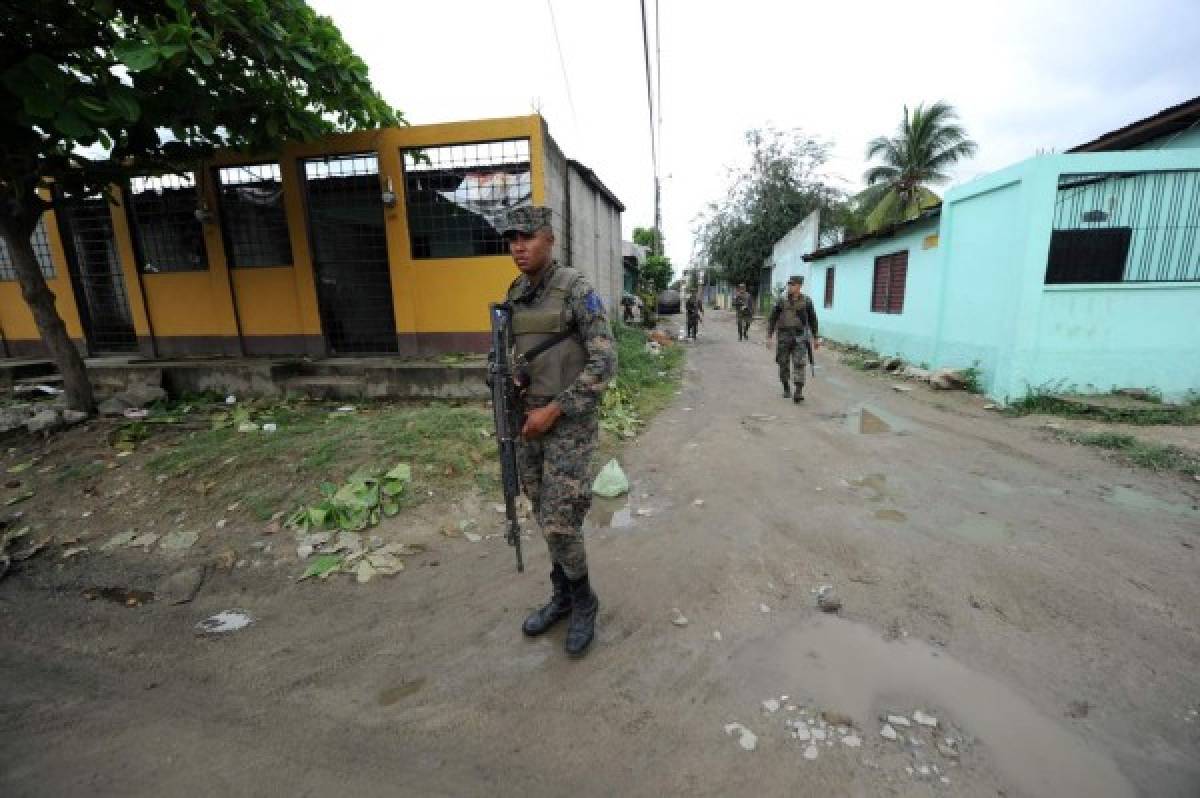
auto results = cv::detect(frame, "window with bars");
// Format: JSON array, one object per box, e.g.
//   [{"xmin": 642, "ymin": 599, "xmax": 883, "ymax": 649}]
[
  {"xmin": 215, "ymin": 163, "xmax": 293, "ymax": 268},
  {"xmin": 401, "ymin": 138, "xmax": 532, "ymax": 259},
  {"xmin": 127, "ymin": 172, "xmax": 208, "ymax": 273},
  {"xmin": 823, "ymin": 266, "xmax": 835, "ymax": 308},
  {"xmin": 871, "ymin": 251, "xmax": 908, "ymax": 314},
  {"xmin": 0, "ymin": 216, "xmax": 57, "ymax": 280},
  {"xmin": 1047, "ymin": 170, "xmax": 1199, "ymax": 284}
]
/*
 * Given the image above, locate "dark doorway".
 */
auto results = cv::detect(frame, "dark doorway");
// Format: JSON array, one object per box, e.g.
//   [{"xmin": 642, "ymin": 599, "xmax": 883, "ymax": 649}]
[
  {"xmin": 58, "ymin": 195, "xmax": 138, "ymax": 354},
  {"xmin": 300, "ymin": 153, "xmax": 397, "ymax": 354}
]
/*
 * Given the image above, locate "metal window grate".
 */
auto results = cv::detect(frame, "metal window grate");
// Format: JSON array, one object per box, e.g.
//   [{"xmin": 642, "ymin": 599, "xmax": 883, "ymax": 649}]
[
  {"xmin": 60, "ymin": 195, "xmax": 138, "ymax": 353},
  {"xmin": 128, "ymin": 172, "xmax": 208, "ymax": 273},
  {"xmin": 0, "ymin": 216, "xmax": 57, "ymax": 280},
  {"xmin": 402, "ymin": 138, "xmax": 532, "ymax": 259},
  {"xmin": 301, "ymin": 152, "xmax": 397, "ymax": 354},
  {"xmin": 215, "ymin": 163, "xmax": 294, "ymax": 267},
  {"xmin": 1049, "ymin": 170, "xmax": 1200, "ymax": 283}
]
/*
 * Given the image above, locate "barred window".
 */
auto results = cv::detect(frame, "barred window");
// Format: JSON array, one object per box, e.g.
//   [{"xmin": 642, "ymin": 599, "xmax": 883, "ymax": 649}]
[
  {"xmin": 402, "ymin": 138, "xmax": 532, "ymax": 259},
  {"xmin": 0, "ymin": 216, "xmax": 57, "ymax": 280},
  {"xmin": 127, "ymin": 172, "xmax": 208, "ymax": 273},
  {"xmin": 215, "ymin": 163, "xmax": 294, "ymax": 267}
]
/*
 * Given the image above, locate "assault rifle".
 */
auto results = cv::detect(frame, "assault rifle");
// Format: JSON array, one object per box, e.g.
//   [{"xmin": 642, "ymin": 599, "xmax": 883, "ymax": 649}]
[{"xmin": 488, "ymin": 302, "xmax": 524, "ymax": 573}]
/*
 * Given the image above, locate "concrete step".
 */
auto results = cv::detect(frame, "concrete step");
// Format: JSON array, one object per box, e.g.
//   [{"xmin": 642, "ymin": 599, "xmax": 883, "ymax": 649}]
[{"xmin": 282, "ymin": 375, "xmax": 368, "ymax": 400}]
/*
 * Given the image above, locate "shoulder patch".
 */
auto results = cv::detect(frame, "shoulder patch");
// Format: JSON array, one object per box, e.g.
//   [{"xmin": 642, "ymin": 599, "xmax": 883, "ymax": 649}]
[{"xmin": 584, "ymin": 290, "xmax": 604, "ymax": 315}]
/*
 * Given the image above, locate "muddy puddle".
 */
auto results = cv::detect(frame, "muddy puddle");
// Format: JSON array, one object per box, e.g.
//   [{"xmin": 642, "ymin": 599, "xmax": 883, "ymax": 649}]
[
  {"xmin": 83, "ymin": 587, "xmax": 153, "ymax": 607},
  {"xmin": 1102, "ymin": 485, "xmax": 1200, "ymax": 520},
  {"xmin": 845, "ymin": 403, "xmax": 912, "ymax": 435},
  {"xmin": 738, "ymin": 615, "xmax": 1135, "ymax": 797},
  {"xmin": 378, "ymin": 677, "xmax": 427, "ymax": 706}
]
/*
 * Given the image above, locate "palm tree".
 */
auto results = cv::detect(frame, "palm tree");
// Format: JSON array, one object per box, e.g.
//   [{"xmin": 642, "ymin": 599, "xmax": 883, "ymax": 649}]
[{"xmin": 860, "ymin": 101, "xmax": 978, "ymax": 231}]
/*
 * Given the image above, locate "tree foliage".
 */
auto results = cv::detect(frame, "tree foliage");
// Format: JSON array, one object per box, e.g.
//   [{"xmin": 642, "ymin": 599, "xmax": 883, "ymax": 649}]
[
  {"xmin": 632, "ymin": 226, "xmax": 663, "ymax": 255},
  {"xmin": 0, "ymin": 0, "xmax": 400, "ymax": 411},
  {"xmin": 693, "ymin": 128, "xmax": 845, "ymax": 289},
  {"xmin": 642, "ymin": 254, "xmax": 672, "ymax": 293},
  {"xmin": 861, "ymin": 101, "xmax": 977, "ymax": 231}
]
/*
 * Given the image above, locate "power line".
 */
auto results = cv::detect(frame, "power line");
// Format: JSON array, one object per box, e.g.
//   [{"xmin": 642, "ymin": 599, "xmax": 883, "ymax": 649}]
[
  {"xmin": 545, "ymin": 0, "xmax": 579, "ymax": 133},
  {"xmin": 639, "ymin": 0, "xmax": 658, "ymax": 176}
]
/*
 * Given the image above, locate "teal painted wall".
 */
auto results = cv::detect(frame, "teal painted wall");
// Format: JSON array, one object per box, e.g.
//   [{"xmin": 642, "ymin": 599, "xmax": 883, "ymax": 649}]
[
  {"xmin": 807, "ymin": 147, "xmax": 1200, "ymax": 403},
  {"xmin": 807, "ymin": 215, "xmax": 941, "ymax": 367}
]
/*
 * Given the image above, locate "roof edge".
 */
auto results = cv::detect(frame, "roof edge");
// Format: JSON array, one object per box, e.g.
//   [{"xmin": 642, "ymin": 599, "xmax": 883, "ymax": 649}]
[
  {"xmin": 803, "ymin": 206, "xmax": 941, "ymax": 262},
  {"xmin": 1067, "ymin": 95, "xmax": 1200, "ymax": 153},
  {"xmin": 566, "ymin": 158, "xmax": 626, "ymax": 213}
]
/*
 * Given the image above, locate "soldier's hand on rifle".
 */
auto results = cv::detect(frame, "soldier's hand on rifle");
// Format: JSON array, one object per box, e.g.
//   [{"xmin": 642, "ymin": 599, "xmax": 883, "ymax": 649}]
[{"xmin": 521, "ymin": 402, "xmax": 562, "ymax": 440}]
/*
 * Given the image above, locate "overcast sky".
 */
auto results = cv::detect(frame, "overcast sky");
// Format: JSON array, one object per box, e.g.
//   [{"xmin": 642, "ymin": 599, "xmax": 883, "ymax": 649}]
[{"xmin": 311, "ymin": 0, "xmax": 1199, "ymax": 266}]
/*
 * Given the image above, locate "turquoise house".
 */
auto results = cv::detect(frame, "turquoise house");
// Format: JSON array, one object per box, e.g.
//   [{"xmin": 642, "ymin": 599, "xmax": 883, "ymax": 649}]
[{"xmin": 804, "ymin": 96, "xmax": 1200, "ymax": 403}]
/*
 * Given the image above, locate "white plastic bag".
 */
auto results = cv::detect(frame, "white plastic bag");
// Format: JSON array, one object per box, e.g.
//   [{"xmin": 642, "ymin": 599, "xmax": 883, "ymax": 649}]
[{"xmin": 591, "ymin": 459, "xmax": 630, "ymax": 498}]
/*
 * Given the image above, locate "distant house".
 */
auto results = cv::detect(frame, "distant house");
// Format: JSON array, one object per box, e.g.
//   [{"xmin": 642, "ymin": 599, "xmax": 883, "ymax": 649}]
[
  {"xmin": 804, "ymin": 96, "xmax": 1200, "ymax": 402},
  {"xmin": 622, "ymin": 240, "xmax": 647, "ymax": 295}
]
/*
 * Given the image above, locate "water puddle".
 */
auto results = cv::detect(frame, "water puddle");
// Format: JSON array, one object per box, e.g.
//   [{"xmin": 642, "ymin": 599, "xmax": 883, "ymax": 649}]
[
  {"xmin": 378, "ymin": 677, "xmax": 427, "ymax": 706},
  {"xmin": 588, "ymin": 497, "xmax": 635, "ymax": 530},
  {"xmin": 738, "ymin": 615, "xmax": 1135, "ymax": 797},
  {"xmin": 1102, "ymin": 485, "xmax": 1200, "ymax": 520},
  {"xmin": 845, "ymin": 403, "xmax": 912, "ymax": 435},
  {"xmin": 946, "ymin": 516, "xmax": 1011, "ymax": 544},
  {"xmin": 83, "ymin": 586, "xmax": 154, "ymax": 607},
  {"xmin": 850, "ymin": 474, "xmax": 887, "ymax": 502},
  {"xmin": 873, "ymin": 509, "xmax": 907, "ymax": 522}
]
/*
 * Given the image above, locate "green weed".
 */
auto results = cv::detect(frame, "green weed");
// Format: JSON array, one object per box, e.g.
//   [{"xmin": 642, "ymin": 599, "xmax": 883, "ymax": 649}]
[{"xmin": 1056, "ymin": 430, "xmax": 1200, "ymax": 477}]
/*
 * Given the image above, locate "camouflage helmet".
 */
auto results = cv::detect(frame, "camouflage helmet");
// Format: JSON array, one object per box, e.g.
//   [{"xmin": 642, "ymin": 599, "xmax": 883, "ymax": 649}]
[{"xmin": 499, "ymin": 205, "xmax": 554, "ymax": 236}]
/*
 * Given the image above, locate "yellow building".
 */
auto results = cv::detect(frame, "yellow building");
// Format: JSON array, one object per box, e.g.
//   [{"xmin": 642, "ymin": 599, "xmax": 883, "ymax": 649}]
[{"xmin": 0, "ymin": 115, "xmax": 624, "ymax": 360}]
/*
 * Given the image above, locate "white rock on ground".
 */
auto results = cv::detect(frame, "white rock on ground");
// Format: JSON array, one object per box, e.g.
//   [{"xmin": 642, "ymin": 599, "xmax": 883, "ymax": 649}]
[
  {"xmin": 761, "ymin": 699, "xmax": 780, "ymax": 713},
  {"xmin": 913, "ymin": 710, "xmax": 939, "ymax": 728},
  {"xmin": 803, "ymin": 744, "xmax": 818, "ymax": 761},
  {"xmin": 723, "ymin": 723, "xmax": 757, "ymax": 751},
  {"xmin": 842, "ymin": 734, "xmax": 862, "ymax": 748},
  {"xmin": 887, "ymin": 714, "xmax": 912, "ymax": 727},
  {"xmin": 880, "ymin": 724, "xmax": 898, "ymax": 741}
]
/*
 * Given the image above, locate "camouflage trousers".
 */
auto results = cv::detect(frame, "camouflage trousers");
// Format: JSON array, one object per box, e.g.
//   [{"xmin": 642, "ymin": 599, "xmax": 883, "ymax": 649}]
[
  {"xmin": 737, "ymin": 313, "xmax": 752, "ymax": 339},
  {"xmin": 517, "ymin": 402, "xmax": 597, "ymax": 580},
  {"xmin": 776, "ymin": 330, "xmax": 810, "ymax": 387}
]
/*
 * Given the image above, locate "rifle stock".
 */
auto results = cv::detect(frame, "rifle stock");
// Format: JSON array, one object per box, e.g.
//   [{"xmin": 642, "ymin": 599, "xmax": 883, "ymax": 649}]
[{"xmin": 488, "ymin": 302, "xmax": 524, "ymax": 573}]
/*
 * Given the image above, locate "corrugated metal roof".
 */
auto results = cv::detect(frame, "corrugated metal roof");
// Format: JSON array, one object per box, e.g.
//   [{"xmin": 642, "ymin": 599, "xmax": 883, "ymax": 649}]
[
  {"xmin": 803, "ymin": 206, "xmax": 941, "ymax": 262},
  {"xmin": 1067, "ymin": 95, "xmax": 1200, "ymax": 153}
]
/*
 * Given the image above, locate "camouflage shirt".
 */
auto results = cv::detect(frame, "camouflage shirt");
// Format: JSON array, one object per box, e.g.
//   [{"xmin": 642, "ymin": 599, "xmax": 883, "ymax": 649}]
[{"xmin": 509, "ymin": 261, "xmax": 617, "ymax": 418}]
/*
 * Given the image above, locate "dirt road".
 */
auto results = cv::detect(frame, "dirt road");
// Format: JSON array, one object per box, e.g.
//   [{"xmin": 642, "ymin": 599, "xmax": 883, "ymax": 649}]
[{"xmin": 3, "ymin": 312, "xmax": 1198, "ymax": 797}]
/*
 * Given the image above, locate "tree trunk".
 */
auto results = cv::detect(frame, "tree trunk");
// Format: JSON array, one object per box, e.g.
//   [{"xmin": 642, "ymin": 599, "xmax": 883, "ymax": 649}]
[{"xmin": 0, "ymin": 215, "xmax": 96, "ymax": 414}]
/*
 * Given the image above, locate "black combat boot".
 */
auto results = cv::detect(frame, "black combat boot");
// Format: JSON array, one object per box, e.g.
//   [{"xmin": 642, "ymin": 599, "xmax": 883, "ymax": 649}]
[
  {"xmin": 793, "ymin": 383, "xmax": 804, "ymax": 403},
  {"xmin": 781, "ymin": 378, "xmax": 791, "ymax": 398},
  {"xmin": 522, "ymin": 562, "xmax": 571, "ymax": 636},
  {"xmin": 564, "ymin": 573, "xmax": 599, "ymax": 658}
]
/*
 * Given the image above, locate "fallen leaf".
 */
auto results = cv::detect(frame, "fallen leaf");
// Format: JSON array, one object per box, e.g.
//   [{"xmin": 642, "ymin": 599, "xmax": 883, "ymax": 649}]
[{"xmin": 299, "ymin": 553, "xmax": 343, "ymax": 581}]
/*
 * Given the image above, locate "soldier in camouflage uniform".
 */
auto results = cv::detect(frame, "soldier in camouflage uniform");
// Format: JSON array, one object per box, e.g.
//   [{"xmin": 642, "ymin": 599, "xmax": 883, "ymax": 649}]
[
  {"xmin": 499, "ymin": 205, "xmax": 616, "ymax": 659},
  {"xmin": 733, "ymin": 283, "xmax": 753, "ymax": 340},
  {"xmin": 766, "ymin": 275, "xmax": 819, "ymax": 402}
]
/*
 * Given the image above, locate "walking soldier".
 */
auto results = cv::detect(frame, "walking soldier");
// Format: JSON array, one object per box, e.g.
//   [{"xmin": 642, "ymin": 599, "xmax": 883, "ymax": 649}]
[{"xmin": 766, "ymin": 275, "xmax": 819, "ymax": 402}]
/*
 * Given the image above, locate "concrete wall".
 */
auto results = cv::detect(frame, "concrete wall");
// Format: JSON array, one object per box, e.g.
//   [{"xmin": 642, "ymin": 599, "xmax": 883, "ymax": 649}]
[{"xmin": 807, "ymin": 215, "xmax": 944, "ymax": 368}]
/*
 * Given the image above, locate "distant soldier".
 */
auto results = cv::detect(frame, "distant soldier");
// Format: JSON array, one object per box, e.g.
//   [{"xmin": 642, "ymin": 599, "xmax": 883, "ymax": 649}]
[
  {"xmin": 766, "ymin": 275, "xmax": 819, "ymax": 402},
  {"xmin": 733, "ymin": 283, "xmax": 753, "ymax": 340},
  {"xmin": 684, "ymin": 291, "xmax": 703, "ymax": 340},
  {"xmin": 621, "ymin": 293, "xmax": 636, "ymax": 324}
]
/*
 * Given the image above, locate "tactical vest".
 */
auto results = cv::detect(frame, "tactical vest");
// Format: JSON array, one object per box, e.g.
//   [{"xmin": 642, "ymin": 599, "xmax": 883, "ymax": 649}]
[
  {"xmin": 776, "ymin": 296, "xmax": 812, "ymax": 332},
  {"xmin": 507, "ymin": 265, "xmax": 588, "ymax": 399}
]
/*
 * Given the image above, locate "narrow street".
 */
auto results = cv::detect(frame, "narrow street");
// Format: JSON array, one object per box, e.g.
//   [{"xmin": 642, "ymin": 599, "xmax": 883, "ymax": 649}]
[{"xmin": 3, "ymin": 311, "xmax": 1198, "ymax": 797}]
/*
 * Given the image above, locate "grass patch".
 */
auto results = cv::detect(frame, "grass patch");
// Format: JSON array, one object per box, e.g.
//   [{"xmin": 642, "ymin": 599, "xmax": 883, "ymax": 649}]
[
  {"xmin": 1007, "ymin": 391, "xmax": 1200, "ymax": 425},
  {"xmin": 143, "ymin": 400, "xmax": 496, "ymax": 519},
  {"xmin": 600, "ymin": 323, "xmax": 685, "ymax": 439},
  {"xmin": 1056, "ymin": 430, "xmax": 1200, "ymax": 477}
]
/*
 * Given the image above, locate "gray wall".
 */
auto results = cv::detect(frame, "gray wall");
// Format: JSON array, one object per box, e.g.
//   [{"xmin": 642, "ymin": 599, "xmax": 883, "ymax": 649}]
[{"xmin": 542, "ymin": 133, "xmax": 624, "ymax": 313}]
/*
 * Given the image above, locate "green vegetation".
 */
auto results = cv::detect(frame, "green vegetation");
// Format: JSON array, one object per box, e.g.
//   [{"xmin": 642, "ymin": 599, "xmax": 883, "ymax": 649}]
[
  {"xmin": 1055, "ymin": 431, "xmax": 1200, "ymax": 478},
  {"xmin": 143, "ymin": 400, "xmax": 495, "ymax": 521},
  {"xmin": 600, "ymin": 323, "xmax": 684, "ymax": 440},
  {"xmin": 861, "ymin": 101, "xmax": 978, "ymax": 231},
  {"xmin": 1007, "ymin": 390, "xmax": 1200, "ymax": 425},
  {"xmin": 960, "ymin": 363, "xmax": 984, "ymax": 394}
]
